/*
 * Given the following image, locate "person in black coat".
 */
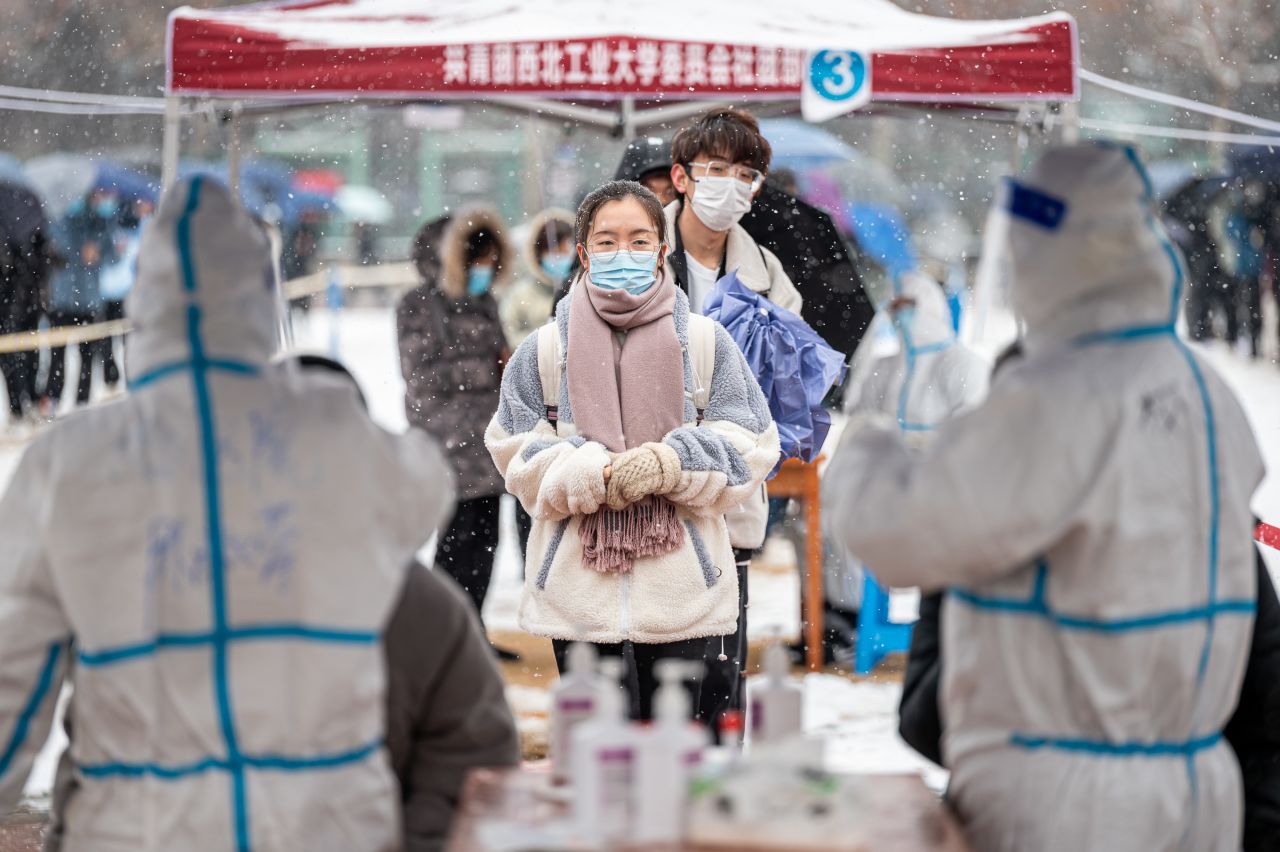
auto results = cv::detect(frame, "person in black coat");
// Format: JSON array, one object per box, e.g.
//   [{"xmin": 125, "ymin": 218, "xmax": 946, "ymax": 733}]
[{"xmin": 0, "ymin": 183, "xmax": 59, "ymax": 424}]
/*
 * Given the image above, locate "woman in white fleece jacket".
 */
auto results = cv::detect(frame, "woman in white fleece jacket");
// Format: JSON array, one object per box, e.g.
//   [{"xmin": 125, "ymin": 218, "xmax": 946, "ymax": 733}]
[{"xmin": 486, "ymin": 181, "xmax": 780, "ymax": 719}]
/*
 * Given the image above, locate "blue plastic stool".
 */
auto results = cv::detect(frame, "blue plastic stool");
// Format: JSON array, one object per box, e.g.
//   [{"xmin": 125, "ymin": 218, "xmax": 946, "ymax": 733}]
[{"xmin": 854, "ymin": 572, "xmax": 915, "ymax": 675}]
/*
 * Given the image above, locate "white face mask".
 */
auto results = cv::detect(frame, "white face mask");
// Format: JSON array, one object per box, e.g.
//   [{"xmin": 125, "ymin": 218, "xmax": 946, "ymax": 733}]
[{"xmin": 688, "ymin": 175, "xmax": 754, "ymax": 232}]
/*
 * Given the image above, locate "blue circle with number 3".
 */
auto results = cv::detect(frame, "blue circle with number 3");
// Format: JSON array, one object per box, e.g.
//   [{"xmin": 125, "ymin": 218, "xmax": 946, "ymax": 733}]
[{"xmin": 809, "ymin": 51, "xmax": 867, "ymax": 102}]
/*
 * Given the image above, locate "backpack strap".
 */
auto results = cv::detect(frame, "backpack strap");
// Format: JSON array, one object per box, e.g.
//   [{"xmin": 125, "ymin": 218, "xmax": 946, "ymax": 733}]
[
  {"xmin": 536, "ymin": 321, "xmax": 561, "ymax": 426},
  {"xmin": 687, "ymin": 314, "xmax": 717, "ymax": 423}
]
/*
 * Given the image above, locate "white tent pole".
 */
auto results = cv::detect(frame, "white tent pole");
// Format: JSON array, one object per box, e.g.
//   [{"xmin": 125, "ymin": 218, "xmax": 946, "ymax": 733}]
[
  {"xmin": 226, "ymin": 103, "xmax": 243, "ymax": 198},
  {"xmin": 162, "ymin": 96, "xmax": 181, "ymax": 190},
  {"xmin": 631, "ymin": 100, "xmax": 728, "ymax": 130},
  {"xmin": 489, "ymin": 97, "xmax": 616, "ymax": 128},
  {"xmin": 1055, "ymin": 100, "xmax": 1080, "ymax": 144},
  {"xmin": 620, "ymin": 96, "xmax": 636, "ymax": 138}
]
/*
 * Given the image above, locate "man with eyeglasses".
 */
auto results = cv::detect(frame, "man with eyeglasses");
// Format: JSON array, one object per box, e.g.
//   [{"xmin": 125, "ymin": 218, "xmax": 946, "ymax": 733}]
[
  {"xmin": 665, "ymin": 108, "xmax": 802, "ymax": 318},
  {"xmin": 664, "ymin": 108, "xmax": 802, "ymax": 735}
]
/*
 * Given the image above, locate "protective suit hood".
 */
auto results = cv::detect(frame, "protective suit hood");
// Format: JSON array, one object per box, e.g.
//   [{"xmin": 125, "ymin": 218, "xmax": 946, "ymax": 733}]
[
  {"xmin": 1006, "ymin": 143, "xmax": 1176, "ymax": 355},
  {"xmin": 893, "ymin": 271, "xmax": 954, "ymax": 349},
  {"xmin": 127, "ymin": 176, "xmax": 278, "ymax": 379}
]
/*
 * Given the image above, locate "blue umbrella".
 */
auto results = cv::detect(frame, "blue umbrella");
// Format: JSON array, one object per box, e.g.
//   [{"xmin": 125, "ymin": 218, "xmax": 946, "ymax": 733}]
[
  {"xmin": 0, "ymin": 153, "xmax": 29, "ymax": 189},
  {"xmin": 845, "ymin": 202, "xmax": 918, "ymax": 282},
  {"xmin": 703, "ymin": 271, "xmax": 847, "ymax": 468},
  {"xmin": 95, "ymin": 162, "xmax": 158, "ymax": 203},
  {"xmin": 759, "ymin": 118, "xmax": 859, "ymax": 165}
]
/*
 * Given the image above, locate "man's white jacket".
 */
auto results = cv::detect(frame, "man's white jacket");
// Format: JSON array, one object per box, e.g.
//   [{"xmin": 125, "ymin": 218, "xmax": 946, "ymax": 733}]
[
  {"xmin": 825, "ymin": 144, "xmax": 1265, "ymax": 851},
  {"xmin": 0, "ymin": 178, "xmax": 454, "ymax": 851}
]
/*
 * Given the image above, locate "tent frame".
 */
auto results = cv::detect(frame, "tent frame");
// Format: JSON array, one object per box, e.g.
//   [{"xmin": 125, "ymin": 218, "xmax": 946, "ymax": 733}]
[{"xmin": 161, "ymin": 93, "xmax": 1075, "ymax": 191}]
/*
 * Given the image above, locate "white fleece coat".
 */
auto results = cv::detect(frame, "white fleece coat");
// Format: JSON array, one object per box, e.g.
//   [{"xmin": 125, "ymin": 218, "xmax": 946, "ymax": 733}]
[
  {"xmin": 0, "ymin": 178, "xmax": 454, "ymax": 852},
  {"xmin": 485, "ymin": 288, "xmax": 780, "ymax": 643},
  {"xmin": 824, "ymin": 144, "xmax": 1265, "ymax": 852}
]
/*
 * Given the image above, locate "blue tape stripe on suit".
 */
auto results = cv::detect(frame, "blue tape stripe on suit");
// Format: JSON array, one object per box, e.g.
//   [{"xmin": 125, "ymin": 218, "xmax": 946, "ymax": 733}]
[
  {"xmin": 951, "ymin": 587, "xmax": 1253, "ymax": 631},
  {"xmin": 131, "ymin": 358, "xmax": 260, "ymax": 391},
  {"xmin": 1010, "ymin": 731, "xmax": 1220, "ymax": 757},
  {"xmin": 0, "ymin": 643, "xmax": 62, "ymax": 778},
  {"xmin": 78, "ymin": 624, "xmax": 379, "ymax": 667},
  {"xmin": 79, "ymin": 739, "xmax": 381, "ymax": 781},
  {"xmin": 177, "ymin": 177, "xmax": 251, "ymax": 852}
]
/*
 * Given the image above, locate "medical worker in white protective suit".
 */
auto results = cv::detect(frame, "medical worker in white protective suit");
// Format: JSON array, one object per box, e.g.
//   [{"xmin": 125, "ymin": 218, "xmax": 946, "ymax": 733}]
[
  {"xmin": 0, "ymin": 177, "xmax": 454, "ymax": 851},
  {"xmin": 824, "ymin": 143, "xmax": 1265, "ymax": 851},
  {"xmin": 843, "ymin": 271, "xmax": 989, "ymax": 439}
]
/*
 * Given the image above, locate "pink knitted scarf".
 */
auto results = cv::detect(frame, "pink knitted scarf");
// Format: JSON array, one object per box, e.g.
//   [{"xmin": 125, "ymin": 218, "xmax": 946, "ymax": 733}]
[{"xmin": 567, "ymin": 273, "xmax": 686, "ymax": 573}]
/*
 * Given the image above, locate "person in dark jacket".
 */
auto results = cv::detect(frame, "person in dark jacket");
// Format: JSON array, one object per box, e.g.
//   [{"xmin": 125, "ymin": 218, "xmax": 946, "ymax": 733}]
[
  {"xmin": 45, "ymin": 191, "xmax": 117, "ymax": 410},
  {"xmin": 0, "ymin": 183, "xmax": 57, "ymax": 425},
  {"xmin": 397, "ymin": 208, "xmax": 516, "ymax": 651}
]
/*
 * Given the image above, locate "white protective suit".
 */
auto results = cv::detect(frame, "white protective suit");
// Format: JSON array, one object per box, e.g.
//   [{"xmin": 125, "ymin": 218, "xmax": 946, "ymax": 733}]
[
  {"xmin": 843, "ymin": 271, "xmax": 989, "ymax": 439},
  {"xmin": 0, "ymin": 177, "xmax": 454, "ymax": 851},
  {"xmin": 823, "ymin": 143, "xmax": 1265, "ymax": 851}
]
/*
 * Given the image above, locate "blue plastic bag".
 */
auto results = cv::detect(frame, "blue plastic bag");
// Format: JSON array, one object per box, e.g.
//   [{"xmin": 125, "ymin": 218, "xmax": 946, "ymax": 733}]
[{"xmin": 703, "ymin": 271, "xmax": 847, "ymax": 468}]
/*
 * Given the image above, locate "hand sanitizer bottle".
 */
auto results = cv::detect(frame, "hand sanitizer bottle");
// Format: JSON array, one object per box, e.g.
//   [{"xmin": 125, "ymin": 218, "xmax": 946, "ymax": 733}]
[
  {"xmin": 550, "ymin": 642, "xmax": 599, "ymax": 786},
  {"xmin": 746, "ymin": 643, "xmax": 803, "ymax": 746},
  {"xmin": 634, "ymin": 660, "xmax": 709, "ymax": 845},
  {"xmin": 571, "ymin": 658, "xmax": 639, "ymax": 847}
]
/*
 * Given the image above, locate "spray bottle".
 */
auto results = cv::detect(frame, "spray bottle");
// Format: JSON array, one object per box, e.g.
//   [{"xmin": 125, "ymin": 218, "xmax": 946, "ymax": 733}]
[
  {"xmin": 571, "ymin": 658, "xmax": 639, "ymax": 847},
  {"xmin": 746, "ymin": 643, "xmax": 803, "ymax": 747},
  {"xmin": 550, "ymin": 642, "xmax": 599, "ymax": 785},
  {"xmin": 634, "ymin": 660, "xmax": 709, "ymax": 845}
]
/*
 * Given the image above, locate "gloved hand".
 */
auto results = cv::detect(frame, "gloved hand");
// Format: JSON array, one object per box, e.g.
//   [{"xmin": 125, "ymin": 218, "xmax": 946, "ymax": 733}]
[{"xmin": 605, "ymin": 442, "xmax": 682, "ymax": 510}]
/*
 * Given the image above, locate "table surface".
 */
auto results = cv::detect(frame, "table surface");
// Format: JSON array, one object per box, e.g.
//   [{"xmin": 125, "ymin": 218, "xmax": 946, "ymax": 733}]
[{"xmin": 446, "ymin": 767, "xmax": 972, "ymax": 852}]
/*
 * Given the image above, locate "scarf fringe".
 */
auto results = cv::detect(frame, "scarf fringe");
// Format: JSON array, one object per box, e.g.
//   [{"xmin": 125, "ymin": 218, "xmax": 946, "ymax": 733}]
[{"xmin": 580, "ymin": 496, "xmax": 685, "ymax": 574}]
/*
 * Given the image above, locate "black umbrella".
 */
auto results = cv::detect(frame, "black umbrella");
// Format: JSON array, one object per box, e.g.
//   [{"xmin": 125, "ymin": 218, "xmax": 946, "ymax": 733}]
[
  {"xmin": 0, "ymin": 181, "xmax": 47, "ymax": 246},
  {"xmin": 1229, "ymin": 147, "xmax": 1280, "ymax": 183},
  {"xmin": 739, "ymin": 182, "xmax": 876, "ymax": 359},
  {"xmin": 1162, "ymin": 174, "xmax": 1230, "ymax": 229}
]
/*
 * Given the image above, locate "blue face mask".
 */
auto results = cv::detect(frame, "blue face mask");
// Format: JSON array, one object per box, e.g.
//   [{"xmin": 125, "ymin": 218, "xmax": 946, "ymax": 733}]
[
  {"xmin": 541, "ymin": 252, "xmax": 574, "ymax": 281},
  {"xmin": 588, "ymin": 251, "xmax": 660, "ymax": 296},
  {"xmin": 891, "ymin": 305, "xmax": 917, "ymax": 333},
  {"xmin": 95, "ymin": 199, "xmax": 117, "ymax": 218},
  {"xmin": 467, "ymin": 266, "xmax": 494, "ymax": 296}
]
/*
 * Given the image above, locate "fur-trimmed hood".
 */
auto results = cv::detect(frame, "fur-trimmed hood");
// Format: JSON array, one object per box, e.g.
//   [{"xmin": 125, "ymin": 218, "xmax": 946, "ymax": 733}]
[
  {"xmin": 412, "ymin": 205, "xmax": 515, "ymax": 299},
  {"xmin": 521, "ymin": 207, "xmax": 575, "ymax": 288}
]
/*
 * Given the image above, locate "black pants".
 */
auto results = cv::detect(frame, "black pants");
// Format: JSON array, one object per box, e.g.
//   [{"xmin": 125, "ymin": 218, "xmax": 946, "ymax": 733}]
[
  {"xmin": 698, "ymin": 548, "xmax": 751, "ymax": 731},
  {"xmin": 553, "ymin": 637, "xmax": 708, "ymax": 722},
  {"xmin": 436, "ymin": 495, "xmax": 500, "ymax": 617},
  {"xmin": 1241, "ymin": 275, "xmax": 1263, "ymax": 357},
  {"xmin": 0, "ymin": 315, "xmax": 39, "ymax": 419},
  {"xmin": 102, "ymin": 299, "xmax": 124, "ymax": 387},
  {"xmin": 46, "ymin": 309, "xmax": 96, "ymax": 407},
  {"xmin": 515, "ymin": 502, "xmax": 533, "ymax": 564}
]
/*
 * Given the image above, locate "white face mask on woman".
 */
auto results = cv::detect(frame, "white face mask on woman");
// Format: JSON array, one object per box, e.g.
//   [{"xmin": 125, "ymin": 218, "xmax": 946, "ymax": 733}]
[{"xmin": 689, "ymin": 175, "xmax": 754, "ymax": 232}]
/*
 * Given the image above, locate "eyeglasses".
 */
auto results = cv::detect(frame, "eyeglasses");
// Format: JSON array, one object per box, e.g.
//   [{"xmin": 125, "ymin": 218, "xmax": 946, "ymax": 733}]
[
  {"xmin": 684, "ymin": 160, "xmax": 765, "ymax": 192},
  {"xmin": 586, "ymin": 237, "xmax": 663, "ymax": 264}
]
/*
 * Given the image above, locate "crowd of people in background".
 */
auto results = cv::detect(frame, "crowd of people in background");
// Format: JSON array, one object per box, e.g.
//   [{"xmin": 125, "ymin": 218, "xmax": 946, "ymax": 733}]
[
  {"xmin": 0, "ymin": 185, "xmax": 151, "ymax": 430},
  {"xmin": 1166, "ymin": 172, "xmax": 1280, "ymax": 358}
]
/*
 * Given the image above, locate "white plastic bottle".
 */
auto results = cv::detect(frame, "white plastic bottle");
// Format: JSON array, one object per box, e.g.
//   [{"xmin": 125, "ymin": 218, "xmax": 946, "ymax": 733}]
[
  {"xmin": 746, "ymin": 643, "xmax": 803, "ymax": 746},
  {"xmin": 571, "ymin": 659, "xmax": 640, "ymax": 847},
  {"xmin": 550, "ymin": 642, "xmax": 600, "ymax": 785},
  {"xmin": 634, "ymin": 660, "xmax": 709, "ymax": 845}
]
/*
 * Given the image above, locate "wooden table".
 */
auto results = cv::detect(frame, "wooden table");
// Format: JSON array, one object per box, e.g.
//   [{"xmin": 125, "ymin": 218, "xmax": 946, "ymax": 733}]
[
  {"xmin": 447, "ymin": 767, "xmax": 971, "ymax": 851},
  {"xmin": 766, "ymin": 458, "xmax": 825, "ymax": 671}
]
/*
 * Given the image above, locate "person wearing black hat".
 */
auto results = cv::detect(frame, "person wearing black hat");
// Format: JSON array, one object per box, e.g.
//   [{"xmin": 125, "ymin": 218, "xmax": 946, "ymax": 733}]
[{"xmin": 615, "ymin": 136, "xmax": 677, "ymax": 207}]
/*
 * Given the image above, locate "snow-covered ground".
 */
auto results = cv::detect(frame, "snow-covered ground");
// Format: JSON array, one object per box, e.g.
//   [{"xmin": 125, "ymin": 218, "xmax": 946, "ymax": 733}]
[{"xmin": 4, "ymin": 306, "xmax": 1279, "ymax": 801}]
